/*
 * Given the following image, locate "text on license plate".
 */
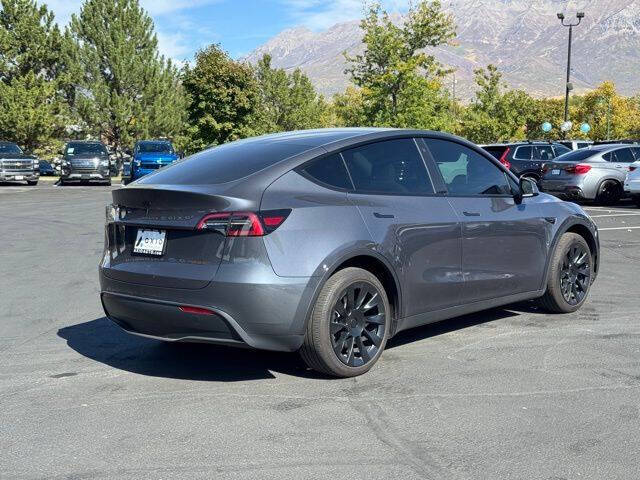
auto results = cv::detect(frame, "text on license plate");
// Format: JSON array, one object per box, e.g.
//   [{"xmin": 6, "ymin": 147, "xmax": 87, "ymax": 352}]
[
  {"xmin": 133, "ymin": 229, "xmax": 166, "ymax": 255},
  {"xmin": 15, "ymin": 175, "xmax": 24, "ymax": 180},
  {"xmin": 552, "ymin": 169, "xmax": 560, "ymax": 175}
]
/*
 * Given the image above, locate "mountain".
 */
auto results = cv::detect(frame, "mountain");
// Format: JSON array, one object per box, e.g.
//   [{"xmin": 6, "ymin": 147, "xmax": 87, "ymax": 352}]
[{"xmin": 245, "ymin": 0, "xmax": 640, "ymax": 100}]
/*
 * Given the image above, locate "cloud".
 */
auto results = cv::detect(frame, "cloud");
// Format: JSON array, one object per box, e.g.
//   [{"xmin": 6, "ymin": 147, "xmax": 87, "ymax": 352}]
[{"xmin": 279, "ymin": 0, "xmax": 409, "ymax": 30}]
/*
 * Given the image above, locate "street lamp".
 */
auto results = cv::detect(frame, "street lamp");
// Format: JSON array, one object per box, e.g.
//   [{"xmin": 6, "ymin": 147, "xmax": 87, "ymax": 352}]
[{"xmin": 557, "ymin": 11, "xmax": 585, "ymax": 125}]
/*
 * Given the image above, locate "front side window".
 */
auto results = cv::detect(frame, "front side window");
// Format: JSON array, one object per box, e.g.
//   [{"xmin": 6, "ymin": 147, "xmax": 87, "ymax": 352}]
[
  {"xmin": 301, "ymin": 154, "xmax": 352, "ymax": 190},
  {"xmin": 425, "ymin": 138, "xmax": 512, "ymax": 196},
  {"xmin": 552, "ymin": 144, "xmax": 572, "ymax": 157},
  {"xmin": 341, "ymin": 139, "xmax": 434, "ymax": 195},
  {"xmin": 534, "ymin": 145, "xmax": 555, "ymax": 160}
]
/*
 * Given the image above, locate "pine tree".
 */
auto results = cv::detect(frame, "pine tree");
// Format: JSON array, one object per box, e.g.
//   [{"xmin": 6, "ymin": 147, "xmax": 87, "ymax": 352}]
[
  {"xmin": 69, "ymin": 0, "xmax": 186, "ymax": 156},
  {"xmin": 0, "ymin": 0, "xmax": 71, "ymax": 154}
]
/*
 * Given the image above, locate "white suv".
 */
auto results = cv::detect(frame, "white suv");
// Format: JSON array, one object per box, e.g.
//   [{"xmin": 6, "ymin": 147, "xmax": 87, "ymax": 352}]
[{"xmin": 624, "ymin": 161, "xmax": 640, "ymax": 207}]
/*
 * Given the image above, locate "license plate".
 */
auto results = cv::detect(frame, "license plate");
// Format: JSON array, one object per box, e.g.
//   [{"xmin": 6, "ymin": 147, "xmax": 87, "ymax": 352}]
[
  {"xmin": 552, "ymin": 169, "xmax": 560, "ymax": 175},
  {"xmin": 133, "ymin": 229, "xmax": 166, "ymax": 256},
  {"xmin": 15, "ymin": 175, "xmax": 24, "ymax": 180}
]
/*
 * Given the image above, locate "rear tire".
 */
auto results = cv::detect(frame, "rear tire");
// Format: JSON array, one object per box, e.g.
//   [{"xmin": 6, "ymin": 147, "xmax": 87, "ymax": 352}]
[
  {"xmin": 300, "ymin": 267, "xmax": 390, "ymax": 378},
  {"xmin": 27, "ymin": 180, "xmax": 38, "ymax": 186},
  {"xmin": 633, "ymin": 195, "xmax": 640, "ymax": 208},
  {"xmin": 538, "ymin": 233, "xmax": 593, "ymax": 313},
  {"xmin": 596, "ymin": 180, "xmax": 622, "ymax": 206}
]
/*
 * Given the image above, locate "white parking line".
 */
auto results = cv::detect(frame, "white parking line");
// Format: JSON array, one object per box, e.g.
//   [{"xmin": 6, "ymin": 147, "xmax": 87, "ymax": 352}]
[
  {"xmin": 590, "ymin": 213, "xmax": 640, "ymax": 218},
  {"xmin": 598, "ymin": 226, "xmax": 640, "ymax": 231}
]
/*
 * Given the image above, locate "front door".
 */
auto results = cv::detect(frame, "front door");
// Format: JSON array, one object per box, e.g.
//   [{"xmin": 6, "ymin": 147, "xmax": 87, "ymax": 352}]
[{"xmin": 422, "ymin": 138, "xmax": 548, "ymax": 303}]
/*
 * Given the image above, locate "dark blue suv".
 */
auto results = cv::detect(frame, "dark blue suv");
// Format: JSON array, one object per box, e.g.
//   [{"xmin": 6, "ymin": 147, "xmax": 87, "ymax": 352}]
[{"xmin": 128, "ymin": 140, "xmax": 179, "ymax": 182}]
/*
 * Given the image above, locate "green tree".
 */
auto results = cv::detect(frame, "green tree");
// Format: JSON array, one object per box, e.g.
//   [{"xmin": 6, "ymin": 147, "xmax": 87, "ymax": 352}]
[
  {"xmin": 344, "ymin": 0, "xmax": 456, "ymax": 128},
  {"xmin": 0, "ymin": 0, "xmax": 72, "ymax": 154},
  {"xmin": 69, "ymin": 0, "xmax": 186, "ymax": 156},
  {"xmin": 182, "ymin": 44, "xmax": 262, "ymax": 152},
  {"xmin": 255, "ymin": 54, "xmax": 330, "ymax": 132},
  {"xmin": 459, "ymin": 65, "xmax": 535, "ymax": 143}
]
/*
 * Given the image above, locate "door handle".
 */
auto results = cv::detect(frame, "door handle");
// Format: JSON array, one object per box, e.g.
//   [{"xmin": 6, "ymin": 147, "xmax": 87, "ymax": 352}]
[
  {"xmin": 373, "ymin": 212, "xmax": 395, "ymax": 219},
  {"xmin": 462, "ymin": 211, "xmax": 481, "ymax": 217}
]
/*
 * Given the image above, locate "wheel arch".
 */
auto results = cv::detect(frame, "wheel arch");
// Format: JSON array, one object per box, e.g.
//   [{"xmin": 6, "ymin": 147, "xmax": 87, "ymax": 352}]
[
  {"xmin": 542, "ymin": 217, "xmax": 600, "ymax": 289},
  {"xmin": 305, "ymin": 249, "xmax": 403, "ymax": 337}
]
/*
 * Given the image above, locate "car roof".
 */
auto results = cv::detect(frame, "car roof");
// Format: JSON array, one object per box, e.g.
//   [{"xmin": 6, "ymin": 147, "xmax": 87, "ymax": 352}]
[
  {"xmin": 66, "ymin": 140, "xmax": 104, "ymax": 144},
  {"xmin": 0, "ymin": 141, "xmax": 19, "ymax": 145},
  {"xmin": 137, "ymin": 139, "xmax": 172, "ymax": 144}
]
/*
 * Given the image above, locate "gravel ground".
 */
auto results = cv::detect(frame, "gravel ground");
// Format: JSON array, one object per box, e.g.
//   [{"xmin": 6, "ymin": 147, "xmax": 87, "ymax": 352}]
[{"xmin": 1, "ymin": 183, "xmax": 639, "ymax": 480}]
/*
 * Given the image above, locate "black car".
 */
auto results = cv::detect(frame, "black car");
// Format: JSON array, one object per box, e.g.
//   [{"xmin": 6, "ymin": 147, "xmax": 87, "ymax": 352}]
[
  {"xmin": 38, "ymin": 160, "xmax": 55, "ymax": 176},
  {"xmin": 480, "ymin": 142, "xmax": 572, "ymax": 182},
  {"xmin": 0, "ymin": 141, "xmax": 39, "ymax": 185},
  {"xmin": 59, "ymin": 141, "xmax": 111, "ymax": 185}
]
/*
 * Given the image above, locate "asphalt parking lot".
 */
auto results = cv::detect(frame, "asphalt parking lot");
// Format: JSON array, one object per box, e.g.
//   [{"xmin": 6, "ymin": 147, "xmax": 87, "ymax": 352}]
[{"xmin": 2, "ymin": 183, "xmax": 640, "ymax": 479}]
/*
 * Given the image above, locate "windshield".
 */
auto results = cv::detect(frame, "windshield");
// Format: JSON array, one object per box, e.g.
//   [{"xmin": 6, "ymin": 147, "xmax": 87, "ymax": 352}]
[
  {"xmin": 554, "ymin": 149, "xmax": 598, "ymax": 162},
  {"xmin": 137, "ymin": 142, "xmax": 174, "ymax": 154},
  {"xmin": 66, "ymin": 143, "xmax": 108, "ymax": 156},
  {"xmin": 0, "ymin": 143, "xmax": 23, "ymax": 155}
]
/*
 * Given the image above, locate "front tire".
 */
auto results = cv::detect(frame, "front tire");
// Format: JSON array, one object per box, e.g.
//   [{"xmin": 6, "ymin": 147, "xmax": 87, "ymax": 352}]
[
  {"xmin": 633, "ymin": 195, "xmax": 640, "ymax": 208},
  {"xmin": 300, "ymin": 267, "xmax": 390, "ymax": 377},
  {"xmin": 538, "ymin": 233, "xmax": 593, "ymax": 313}
]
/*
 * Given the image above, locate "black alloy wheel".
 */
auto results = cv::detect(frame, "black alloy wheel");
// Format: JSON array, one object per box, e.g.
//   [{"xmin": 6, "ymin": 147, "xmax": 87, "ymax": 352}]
[
  {"xmin": 300, "ymin": 267, "xmax": 390, "ymax": 377},
  {"xmin": 597, "ymin": 180, "xmax": 622, "ymax": 206},
  {"xmin": 330, "ymin": 282, "xmax": 386, "ymax": 367},
  {"xmin": 559, "ymin": 243, "xmax": 591, "ymax": 306}
]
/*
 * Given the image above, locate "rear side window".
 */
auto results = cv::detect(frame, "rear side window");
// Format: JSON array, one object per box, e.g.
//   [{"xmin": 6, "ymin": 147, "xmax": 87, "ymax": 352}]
[
  {"xmin": 301, "ymin": 154, "xmax": 352, "ymax": 190},
  {"xmin": 341, "ymin": 139, "xmax": 434, "ymax": 195},
  {"xmin": 577, "ymin": 143, "xmax": 590, "ymax": 149},
  {"xmin": 137, "ymin": 137, "xmax": 315, "ymax": 185},
  {"xmin": 613, "ymin": 148, "xmax": 635, "ymax": 163},
  {"xmin": 482, "ymin": 146, "xmax": 508, "ymax": 160},
  {"xmin": 514, "ymin": 146, "xmax": 532, "ymax": 160}
]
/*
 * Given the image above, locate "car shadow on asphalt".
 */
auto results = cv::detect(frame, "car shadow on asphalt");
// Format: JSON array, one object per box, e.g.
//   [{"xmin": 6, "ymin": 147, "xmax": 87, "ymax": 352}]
[
  {"xmin": 58, "ymin": 305, "xmax": 531, "ymax": 382},
  {"xmin": 57, "ymin": 317, "xmax": 317, "ymax": 382}
]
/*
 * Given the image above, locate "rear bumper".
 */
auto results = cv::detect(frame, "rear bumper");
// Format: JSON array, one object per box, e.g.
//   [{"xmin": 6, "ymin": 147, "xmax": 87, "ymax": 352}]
[
  {"xmin": 99, "ymin": 267, "xmax": 321, "ymax": 352},
  {"xmin": 624, "ymin": 179, "xmax": 640, "ymax": 195},
  {"xmin": 540, "ymin": 183, "xmax": 586, "ymax": 200}
]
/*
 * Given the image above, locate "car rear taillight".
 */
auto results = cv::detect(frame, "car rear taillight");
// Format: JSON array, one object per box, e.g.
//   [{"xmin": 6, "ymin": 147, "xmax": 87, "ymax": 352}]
[
  {"xmin": 498, "ymin": 147, "xmax": 511, "ymax": 170},
  {"xmin": 630, "ymin": 166, "xmax": 637, "ymax": 172},
  {"xmin": 565, "ymin": 164, "xmax": 592, "ymax": 175},
  {"xmin": 196, "ymin": 209, "xmax": 290, "ymax": 236}
]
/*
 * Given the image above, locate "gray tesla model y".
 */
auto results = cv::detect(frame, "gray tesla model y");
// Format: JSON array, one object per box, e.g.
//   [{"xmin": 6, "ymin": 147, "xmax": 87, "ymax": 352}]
[{"xmin": 100, "ymin": 128, "xmax": 599, "ymax": 377}]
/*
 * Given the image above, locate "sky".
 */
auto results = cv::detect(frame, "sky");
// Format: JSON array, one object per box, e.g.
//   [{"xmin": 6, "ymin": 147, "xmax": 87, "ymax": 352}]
[{"xmin": 45, "ymin": 0, "xmax": 408, "ymax": 63}]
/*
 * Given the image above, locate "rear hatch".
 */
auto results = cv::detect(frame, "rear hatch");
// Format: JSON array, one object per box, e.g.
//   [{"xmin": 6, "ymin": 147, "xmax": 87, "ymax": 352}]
[
  {"xmin": 540, "ymin": 160, "xmax": 584, "ymax": 190},
  {"xmin": 103, "ymin": 185, "xmax": 249, "ymax": 289}
]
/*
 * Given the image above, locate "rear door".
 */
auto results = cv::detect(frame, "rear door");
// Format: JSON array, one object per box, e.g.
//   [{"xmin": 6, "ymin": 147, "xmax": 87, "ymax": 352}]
[
  {"xmin": 603, "ymin": 148, "xmax": 635, "ymax": 182},
  {"xmin": 342, "ymin": 138, "xmax": 463, "ymax": 316},
  {"xmin": 423, "ymin": 138, "xmax": 548, "ymax": 303}
]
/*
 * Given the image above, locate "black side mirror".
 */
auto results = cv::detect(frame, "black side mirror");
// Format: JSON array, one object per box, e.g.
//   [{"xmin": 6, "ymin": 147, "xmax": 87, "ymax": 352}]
[
  {"xmin": 517, "ymin": 177, "xmax": 539, "ymax": 204},
  {"xmin": 179, "ymin": 151, "xmax": 185, "ymax": 159}
]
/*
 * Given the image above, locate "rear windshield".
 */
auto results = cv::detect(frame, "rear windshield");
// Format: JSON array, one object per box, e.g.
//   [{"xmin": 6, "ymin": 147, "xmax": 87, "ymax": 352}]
[
  {"xmin": 555, "ymin": 149, "xmax": 598, "ymax": 162},
  {"xmin": 482, "ymin": 146, "xmax": 508, "ymax": 159},
  {"xmin": 66, "ymin": 143, "xmax": 108, "ymax": 156},
  {"xmin": 138, "ymin": 137, "xmax": 315, "ymax": 185},
  {"xmin": 137, "ymin": 142, "xmax": 174, "ymax": 154},
  {"xmin": 0, "ymin": 143, "xmax": 23, "ymax": 154}
]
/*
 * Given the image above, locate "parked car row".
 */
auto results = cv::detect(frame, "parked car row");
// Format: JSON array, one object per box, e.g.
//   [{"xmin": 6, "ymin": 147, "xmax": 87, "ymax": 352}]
[
  {"xmin": 0, "ymin": 138, "xmax": 181, "ymax": 186},
  {"xmin": 479, "ymin": 141, "xmax": 640, "ymax": 206}
]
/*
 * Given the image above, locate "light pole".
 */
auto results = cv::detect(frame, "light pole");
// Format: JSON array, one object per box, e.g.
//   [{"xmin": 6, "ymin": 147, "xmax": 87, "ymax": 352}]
[{"xmin": 557, "ymin": 11, "xmax": 585, "ymax": 123}]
